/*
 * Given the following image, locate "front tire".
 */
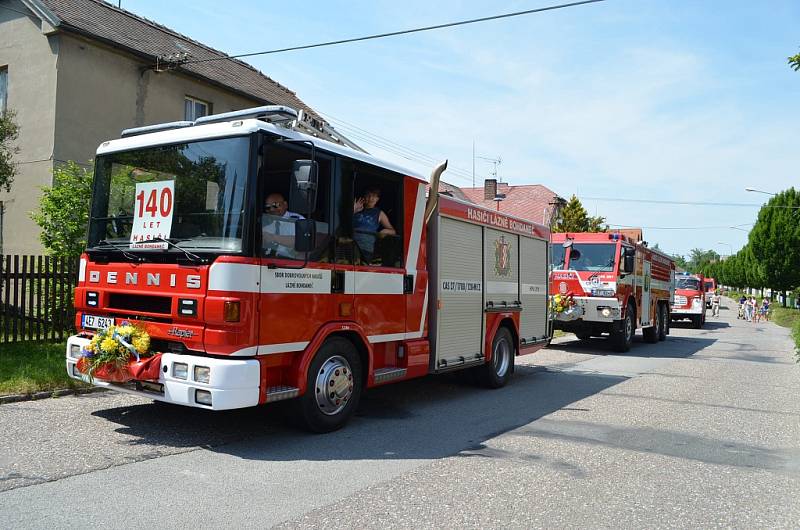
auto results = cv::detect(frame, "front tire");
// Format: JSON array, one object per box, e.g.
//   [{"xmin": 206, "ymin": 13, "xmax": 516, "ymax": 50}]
[
  {"xmin": 611, "ymin": 309, "xmax": 634, "ymax": 352},
  {"xmin": 478, "ymin": 327, "xmax": 515, "ymax": 388},
  {"xmin": 293, "ymin": 337, "xmax": 362, "ymax": 433},
  {"xmin": 692, "ymin": 315, "xmax": 702, "ymax": 329}
]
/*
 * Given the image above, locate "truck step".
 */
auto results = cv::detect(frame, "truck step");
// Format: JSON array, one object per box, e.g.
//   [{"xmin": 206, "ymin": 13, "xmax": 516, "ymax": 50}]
[
  {"xmin": 265, "ymin": 386, "xmax": 300, "ymax": 403},
  {"xmin": 373, "ymin": 367, "xmax": 407, "ymax": 384}
]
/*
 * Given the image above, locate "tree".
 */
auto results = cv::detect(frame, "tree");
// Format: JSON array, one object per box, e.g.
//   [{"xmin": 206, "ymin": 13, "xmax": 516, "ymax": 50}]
[
  {"xmin": 687, "ymin": 248, "xmax": 720, "ymax": 272},
  {"xmin": 30, "ymin": 161, "xmax": 93, "ymax": 257},
  {"xmin": 671, "ymin": 253, "xmax": 688, "ymax": 270},
  {"xmin": 0, "ymin": 109, "xmax": 20, "ymax": 191},
  {"xmin": 789, "ymin": 49, "xmax": 800, "ymax": 71},
  {"xmin": 748, "ymin": 188, "xmax": 800, "ymax": 305},
  {"xmin": 552, "ymin": 195, "xmax": 606, "ymax": 233}
]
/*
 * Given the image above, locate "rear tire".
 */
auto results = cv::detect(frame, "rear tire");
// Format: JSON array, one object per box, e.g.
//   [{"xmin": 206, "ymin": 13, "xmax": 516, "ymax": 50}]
[
  {"xmin": 643, "ymin": 306, "xmax": 658, "ymax": 344},
  {"xmin": 657, "ymin": 304, "xmax": 668, "ymax": 341},
  {"xmin": 478, "ymin": 327, "xmax": 515, "ymax": 388},
  {"xmin": 611, "ymin": 309, "xmax": 634, "ymax": 353},
  {"xmin": 574, "ymin": 331, "xmax": 592, "ymax": 341},
  {"xmin": 292, "ymin": 337, "xmax": 362, "ymax": 433}
]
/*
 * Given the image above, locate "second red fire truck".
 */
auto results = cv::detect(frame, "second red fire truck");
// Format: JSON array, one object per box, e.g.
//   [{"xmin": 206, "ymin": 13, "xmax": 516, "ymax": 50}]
[
  {"xmin": 671, "ymin": 272, "xmax": 707, "ymax": 328},
  {"xmin": 549, "ymin": 232, "xmax": 675, "ymax": 352},
  {"xmin": 65, "ymin": 106, "xmax": 551, "ymax": 432}
]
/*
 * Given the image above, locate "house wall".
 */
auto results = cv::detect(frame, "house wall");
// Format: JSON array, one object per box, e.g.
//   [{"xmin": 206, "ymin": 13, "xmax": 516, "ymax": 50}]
[
  {"xmin": 54, "ymin": 34, "xmax": 261, "ymax": 167},
  {"xmin": 0, "ymin": 2, "xmax": 59, "ymax": 255}
]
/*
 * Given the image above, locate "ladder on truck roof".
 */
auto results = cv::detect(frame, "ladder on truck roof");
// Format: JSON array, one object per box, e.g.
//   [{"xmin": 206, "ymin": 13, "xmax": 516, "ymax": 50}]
[{"xmin": 120, "ymin": 105, "xmax": 300, "ymax": 138}]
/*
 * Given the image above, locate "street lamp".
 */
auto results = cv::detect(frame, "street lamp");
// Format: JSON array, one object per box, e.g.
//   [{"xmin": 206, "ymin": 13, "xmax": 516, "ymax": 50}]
[
  {"xmin": 745, "ymin": 187, "xmax": 776, "ymax": 196},
  {"xmin": 717, "ymin": 242, "xmax": 732, "ymax": 256}
]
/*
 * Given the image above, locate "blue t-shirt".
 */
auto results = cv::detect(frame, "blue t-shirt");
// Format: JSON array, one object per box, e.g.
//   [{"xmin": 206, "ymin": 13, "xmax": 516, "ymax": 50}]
[{"xmin": 353, "ymin": 208, "xmax": 381, "ymax": 255}]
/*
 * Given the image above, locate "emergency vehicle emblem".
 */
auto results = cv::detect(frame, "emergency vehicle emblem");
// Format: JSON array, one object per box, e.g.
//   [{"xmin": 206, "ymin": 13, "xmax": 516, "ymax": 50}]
[{"xmin": 494, "ymin": 236, "xmax": 511, "ymax": 276}]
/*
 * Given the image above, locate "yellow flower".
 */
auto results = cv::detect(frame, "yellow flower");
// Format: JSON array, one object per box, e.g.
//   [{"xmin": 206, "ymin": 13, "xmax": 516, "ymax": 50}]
[
  {"xmin": 117, "ymin": 325, "xmax": 135, "ymax": 337},
  {"xmin": 100, "ymin": 337, "xmax": 118, "ymax": 354},
  {"xmin": 132, "ymin": 335, "xmax": 150, "ymax": 354}
]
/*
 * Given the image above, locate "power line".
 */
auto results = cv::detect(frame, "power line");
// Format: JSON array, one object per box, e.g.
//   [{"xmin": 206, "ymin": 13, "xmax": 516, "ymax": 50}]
[
  {"xmin": 581, "ymin": 196, "xmax": 796, "ymax": 208},
  {"xmin": 175, "ymin": 0, "xmax": 605, "ymax": 66},
  {"xmin": 607, "ymin": 224, "xmax": 753, "ymax": 231},
  {"xmin": 322, "ymin": 115, "xmax": 476, "ymax": 183}
]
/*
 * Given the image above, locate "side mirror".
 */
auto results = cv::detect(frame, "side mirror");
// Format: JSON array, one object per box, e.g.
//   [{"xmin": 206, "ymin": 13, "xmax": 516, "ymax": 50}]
[
  {"xmin": 294, "ymin": 218, "xmax": 316, "ymax": 252},
  {"xmin": 289, "ymin": 160, "xmax": 318, "ymax": 215},
  {"xmin": 622, "ymin": 248, "xmax": 635, "ymax": 274}
]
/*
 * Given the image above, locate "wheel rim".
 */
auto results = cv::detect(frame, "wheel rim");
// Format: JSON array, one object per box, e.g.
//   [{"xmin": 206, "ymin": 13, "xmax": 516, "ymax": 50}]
[
  {"xmin": 625, "ymin": 313, "xmax": 633, "ymax": 341},
  {"xmin": 493, "ymin": 336, "xmax": 511, "ymax": 378},
  {"xmin": 314, "ymin": 355, "xmax": 354, "ymax": 416}
]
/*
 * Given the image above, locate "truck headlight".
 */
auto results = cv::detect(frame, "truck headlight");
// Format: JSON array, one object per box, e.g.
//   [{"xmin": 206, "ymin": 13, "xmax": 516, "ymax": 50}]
[
  {"xmin": 69, "ymin": 344, "xmax": 82, "ymax": 359},
  {"xmin": 173, "ymin": 362, "xmax": 188, "ymax": 380},
  {"xmin": 195, "ymin": 389, "xmax": 212, "ymax": 406},
  {"xmin": 193, "ymin": 366, "xmax": 210, "ymax": 384}
]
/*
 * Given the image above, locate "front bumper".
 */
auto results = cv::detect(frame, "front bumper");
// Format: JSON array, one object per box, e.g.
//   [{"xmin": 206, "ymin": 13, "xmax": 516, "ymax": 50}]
[
  {"xmin": 671, "ymin": 305, "xmax": 704, "ymax": 317},
  {"xmin": 555, "ymin": 296, "xmax": 621, "ymax": 323},
  {"xmin": 65, "ymin": 335, "xmax": 260, "ymax": 410}
]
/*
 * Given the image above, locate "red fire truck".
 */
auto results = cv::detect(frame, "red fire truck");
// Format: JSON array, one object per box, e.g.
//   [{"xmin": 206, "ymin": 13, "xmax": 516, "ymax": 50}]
[
  {"xmin": 671, "ymin": 272, "xmax": 707, "ymax": 328},
  {"xmin": 549, "ymin": 232, "xmax": 675, "ymax": 352},
  {"xmin": 65, "ymin": 106, "xmax": 551, "ymax": 431}
]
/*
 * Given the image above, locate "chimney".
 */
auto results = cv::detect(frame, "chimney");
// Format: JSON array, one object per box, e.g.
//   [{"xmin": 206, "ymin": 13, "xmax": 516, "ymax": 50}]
[{"xmin": 484, "ymin": 179, "xmax": 497, "ymax": 200}]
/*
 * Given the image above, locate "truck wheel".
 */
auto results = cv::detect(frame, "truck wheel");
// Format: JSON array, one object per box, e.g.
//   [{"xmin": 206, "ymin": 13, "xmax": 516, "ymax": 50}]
[
  {"xmin": 293, "ymin": 337, "xmax": 362, "ymax": 433},
  {"xmin": 611, "ymin": 309, "xmax": 634, "ymax": 353},
  {"xmin": 692, "ymin": 315, "xmax": 702, "ymax": 329},
  {"xmin": 657, "ymin": 304, "xmax": 668, "ymax": 341},
  {"xmin": 478, "ymin": 327, "xmax": 515, "ymax": 388},
  {"xmin": 643, "ymin": 306, "xmax": 658, "ymax": 343},
  {"xmin": 575, "ymin": 331, "xmax": 592, "ymax": 341}
]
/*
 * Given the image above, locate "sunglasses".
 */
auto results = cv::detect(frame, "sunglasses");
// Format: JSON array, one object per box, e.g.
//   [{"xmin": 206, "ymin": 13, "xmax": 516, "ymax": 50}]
[{"xmin": 264, "ymin": 202, "xmax": 283, "ymax": 210}]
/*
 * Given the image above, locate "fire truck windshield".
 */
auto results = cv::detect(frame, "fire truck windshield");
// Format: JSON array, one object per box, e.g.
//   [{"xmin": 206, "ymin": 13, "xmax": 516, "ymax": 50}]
[
  {"xmin": 676, "ymin": 277, "xmax": 701, "ymax": 290},
  {"xmin": 87, "ymin": 136, "xmax": 250, "ymax": 255},
  {"xmin": 550, "ymin": 244, "xmax": 566, "ymax": 270},
  {"xmin": 567, "ymin": 243, "xmax": 617, "ymax": 272}
]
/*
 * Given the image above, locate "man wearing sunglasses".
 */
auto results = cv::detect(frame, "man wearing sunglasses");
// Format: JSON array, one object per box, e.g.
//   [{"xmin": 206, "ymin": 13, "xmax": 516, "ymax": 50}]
[{"xmin": 262, "ymin": 192, "xmax": 305, "ymax": 258}]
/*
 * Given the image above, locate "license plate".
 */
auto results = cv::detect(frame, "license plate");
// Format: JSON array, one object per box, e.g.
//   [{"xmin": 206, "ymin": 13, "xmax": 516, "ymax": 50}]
[{"xmin": 82, "ymin": 314, "xmax": 115, "ymax": 330}]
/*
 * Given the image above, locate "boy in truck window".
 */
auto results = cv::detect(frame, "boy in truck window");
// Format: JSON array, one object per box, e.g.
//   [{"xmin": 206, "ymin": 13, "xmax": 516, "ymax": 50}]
[{"xmin": 352, "ymin": 187, "xmax": 396, "ymax": 263}]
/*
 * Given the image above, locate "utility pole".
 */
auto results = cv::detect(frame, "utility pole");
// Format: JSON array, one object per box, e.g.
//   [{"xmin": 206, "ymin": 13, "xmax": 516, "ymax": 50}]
[{"xmin": 472, "ymin": 140, "xmax": 475, "ymax": 188}]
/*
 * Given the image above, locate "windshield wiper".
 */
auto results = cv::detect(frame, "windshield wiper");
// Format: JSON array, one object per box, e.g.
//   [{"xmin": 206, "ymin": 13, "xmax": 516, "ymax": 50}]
[
  {"xmin": 147, "ymin": 237, "xmax": 208, "ymax": 264},
  {"xmin": 94, "ymin": 239, "xmax": 145, "ymax": 262}
]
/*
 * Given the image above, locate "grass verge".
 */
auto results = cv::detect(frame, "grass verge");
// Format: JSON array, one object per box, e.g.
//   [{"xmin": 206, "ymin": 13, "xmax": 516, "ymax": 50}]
[
  {"xmin": 0, "ymin": 341, "xmax": 88, "ymax": 395},
  {"xmin": 771, "ymin": 307, "xmax": 800, "ymax": 362}
]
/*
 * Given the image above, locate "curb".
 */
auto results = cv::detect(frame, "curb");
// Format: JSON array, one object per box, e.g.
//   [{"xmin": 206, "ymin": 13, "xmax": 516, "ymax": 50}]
[{"xmin": 0, "ymin": 386, "xmax": 107, "ymax": 405}]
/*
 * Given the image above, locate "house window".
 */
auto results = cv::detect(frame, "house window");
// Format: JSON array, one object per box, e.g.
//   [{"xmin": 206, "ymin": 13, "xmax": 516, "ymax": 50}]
[
  {"xmin": 0, "ymin": 67, "xmax": 8, "ymax": 112},
  {"xmin": 184, "ymin": 96, "xmax": 210, "ymax": 121}
]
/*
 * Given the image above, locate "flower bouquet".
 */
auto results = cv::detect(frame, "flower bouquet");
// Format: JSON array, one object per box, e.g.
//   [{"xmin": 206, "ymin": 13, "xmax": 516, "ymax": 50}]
[
  {"xmin": 76, "ymin": 325, "xmax": 161, "ymax": 383},
  {"xmin": 550, "ymin": 292, "xmax": 575, "ymax": 314},
  {"xmin": 550, "ymin": 292, "xmax": 582, "ymax": 321}
]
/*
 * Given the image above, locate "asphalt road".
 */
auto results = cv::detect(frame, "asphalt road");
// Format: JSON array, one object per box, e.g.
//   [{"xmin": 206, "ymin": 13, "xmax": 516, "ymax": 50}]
[{"xmin": 1, "ymin": 299, "xmax": 798, "ymax": 528}]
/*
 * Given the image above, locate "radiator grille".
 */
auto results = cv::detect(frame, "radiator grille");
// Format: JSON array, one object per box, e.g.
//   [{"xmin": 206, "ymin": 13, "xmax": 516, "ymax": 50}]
[{"xmin": 107, "ymin": 293, "xmax": 172, "ymax": 314}]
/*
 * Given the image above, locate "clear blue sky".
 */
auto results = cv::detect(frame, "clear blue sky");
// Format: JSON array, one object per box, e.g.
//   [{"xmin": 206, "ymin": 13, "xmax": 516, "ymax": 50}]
[{"xmin": 119, "ymin": 0, "xmax": 800, "ymax": 258}]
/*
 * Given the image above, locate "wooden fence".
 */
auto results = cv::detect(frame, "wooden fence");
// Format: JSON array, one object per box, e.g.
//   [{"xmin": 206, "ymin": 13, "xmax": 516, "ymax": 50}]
[{"xmin": 0, "ymin": 255, "xmax": 79, "ymax": 343}]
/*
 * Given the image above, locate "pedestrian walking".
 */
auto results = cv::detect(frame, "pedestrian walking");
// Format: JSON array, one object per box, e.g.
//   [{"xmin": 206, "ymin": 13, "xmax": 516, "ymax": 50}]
[
  {"xmin": 746, "ymin": 296, "xmax": 756, "ymax": 322},
  {"xmin": 760, "ymin": 298, "xmax": 771, "ymax": 322},
  {"xmin": 711, "ymin": 290, "xmax": 721, "ymax": 317}
]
